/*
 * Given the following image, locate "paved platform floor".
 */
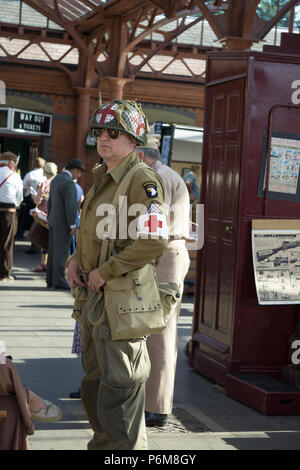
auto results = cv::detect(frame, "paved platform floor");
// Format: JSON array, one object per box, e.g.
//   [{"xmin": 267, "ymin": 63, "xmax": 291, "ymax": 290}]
[{"xmin": 1, "ymin": 240, "xmax": 300, "ymax": 452}]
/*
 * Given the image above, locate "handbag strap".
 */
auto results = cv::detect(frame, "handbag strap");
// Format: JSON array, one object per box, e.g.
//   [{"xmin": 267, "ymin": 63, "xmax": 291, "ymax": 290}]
[
  {"xmin": 0, "ymin": 171, "xmax": 13, "ymax": 188},
  {"xmin": 98, "ymin": 161, "xmax": 147, "ymax": 266}
]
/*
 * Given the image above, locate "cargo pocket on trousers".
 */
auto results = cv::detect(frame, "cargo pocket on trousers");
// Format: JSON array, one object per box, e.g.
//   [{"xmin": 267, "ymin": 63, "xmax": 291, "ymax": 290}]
[
  {"xmin": 101, "ymin": 337, "xmax": 150, "ymax": 388},
  {"xmin": 71, "ymin": 286, "xmax": 88, "ymax": 322}
]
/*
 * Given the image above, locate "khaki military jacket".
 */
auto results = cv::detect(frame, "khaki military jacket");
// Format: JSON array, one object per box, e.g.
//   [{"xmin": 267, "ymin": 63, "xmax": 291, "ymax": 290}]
[{"xmin": 74, "ymin": 151, "xmax": 168, "ymax": 281}]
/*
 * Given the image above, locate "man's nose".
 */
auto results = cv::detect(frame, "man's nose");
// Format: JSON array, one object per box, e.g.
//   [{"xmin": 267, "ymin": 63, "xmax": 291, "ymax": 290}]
[{"xmin": 99, "ymin": 129, "xmax": 109, "ymax": 139}]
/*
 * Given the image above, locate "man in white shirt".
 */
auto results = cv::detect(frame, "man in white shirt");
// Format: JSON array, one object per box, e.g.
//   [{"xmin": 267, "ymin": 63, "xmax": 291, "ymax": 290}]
[
  {"xmin": 0, "ymin": 151, "xmax": 23, "ymax": 281},
  {"xmin": 137, "ymin": 135, "xmax": 191, "ymax": 427},
  {"xmin": 20, "ymin": 157, "xmax": 46, "ymax": 251},
  {"xmin": 22, "ymin": 157, "xmax": 46, "ymax": 198}
]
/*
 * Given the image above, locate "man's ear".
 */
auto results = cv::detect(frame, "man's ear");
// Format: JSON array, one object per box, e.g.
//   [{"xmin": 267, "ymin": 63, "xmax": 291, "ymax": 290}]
[{"xmin": 137, "ymin": 150, "xmax": 145, "ymax": 162}]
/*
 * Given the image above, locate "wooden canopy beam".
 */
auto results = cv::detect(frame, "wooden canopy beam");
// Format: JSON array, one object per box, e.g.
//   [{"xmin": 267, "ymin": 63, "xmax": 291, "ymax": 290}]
[
  {"xmin": 22, "ymin": 0, "xmax": 104, "ymax": 80},
  {"xmin": 243, "ymin": 0, "xmax": 261, "ymax": 37},
  {"xmin": 129, "ymin": 15, "xmax": 204, "ymax": 76},
  {"xmin": 1, "ymin": 0, "xmax": 300, "ymax": 90},
  {"xmin": 193, "ymin": 0, "xmax": 225, "ymax": 38}
]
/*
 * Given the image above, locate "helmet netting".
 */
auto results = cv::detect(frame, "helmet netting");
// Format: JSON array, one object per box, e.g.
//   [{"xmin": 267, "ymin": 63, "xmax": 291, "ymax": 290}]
[{"xmin": 115, "ymin": 100, "xmax": 150, "ymax": 137}]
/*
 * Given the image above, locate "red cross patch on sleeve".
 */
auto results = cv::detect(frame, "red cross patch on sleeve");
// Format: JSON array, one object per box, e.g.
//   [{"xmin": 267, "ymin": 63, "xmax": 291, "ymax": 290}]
[{"xmin": 136, "ymin": 203, "xmax": 168, "ymax": 239}]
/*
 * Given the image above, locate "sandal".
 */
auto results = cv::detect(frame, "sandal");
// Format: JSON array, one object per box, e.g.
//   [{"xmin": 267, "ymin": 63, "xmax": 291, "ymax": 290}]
[
  {"xmin": 30, "ymin": 400, "xmax": 63, "ymax": 423},
  {"xmin": 32, "ymin": 264, "xmax": 47, "ymax": 272}
]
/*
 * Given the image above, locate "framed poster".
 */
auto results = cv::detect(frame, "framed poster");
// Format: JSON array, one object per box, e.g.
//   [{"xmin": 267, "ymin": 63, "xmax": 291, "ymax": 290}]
[
  {"xmin": 161, "ymin": 135, "xmax": 171, "ymax": 166},
  {"xmin": 181, "ymin": 167, "xmax": 190, "ymax": 178},
  {"xmin": 258, "ymin": 131, "xmax": 300, "ymax": 202},
  {"xmin": 252, "ymin": 219, "xmax": 300, "ymax": 305}
]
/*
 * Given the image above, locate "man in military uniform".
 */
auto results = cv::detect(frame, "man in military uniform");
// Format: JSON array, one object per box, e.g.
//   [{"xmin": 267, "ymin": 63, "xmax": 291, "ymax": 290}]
[
  {"xmin": 66, "ymin": 100, "xmax": 168, "ymax": 450},
  {"xmin": 137, "ymin": 135, "xmax": 190, "ymax": 427}
]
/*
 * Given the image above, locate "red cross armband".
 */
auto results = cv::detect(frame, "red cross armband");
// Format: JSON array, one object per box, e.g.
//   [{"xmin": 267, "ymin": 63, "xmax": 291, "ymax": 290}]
[{"xmin": 136, "ymin": 203, "xmax": 168, "ymax": 240}]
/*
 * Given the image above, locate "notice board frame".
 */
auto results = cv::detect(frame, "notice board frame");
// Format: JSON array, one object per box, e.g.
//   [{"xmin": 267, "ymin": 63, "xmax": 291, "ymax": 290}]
[
  {"xmin": 252, "ymin": 219, "xmax": 300, "ymax": 305},
  {"xmin": 258, "ymin": 129, "xmax": 300, "ymax": 203}
]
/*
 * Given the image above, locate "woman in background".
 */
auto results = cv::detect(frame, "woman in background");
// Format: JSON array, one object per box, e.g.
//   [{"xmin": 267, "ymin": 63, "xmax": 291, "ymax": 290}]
[{"xmin": 31, "ymin": 162, "xmax": 58, "ymax": 272}]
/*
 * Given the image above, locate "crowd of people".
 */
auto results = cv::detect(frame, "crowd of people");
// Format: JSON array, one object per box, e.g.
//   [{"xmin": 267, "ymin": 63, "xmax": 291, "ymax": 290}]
[
  {"xmin": 0, "ymin": 99, "xmax": 201, "ymax": 450},
  {"xmin": 0, "ymin": 154, "xmax": 85, "ymax": 284}
]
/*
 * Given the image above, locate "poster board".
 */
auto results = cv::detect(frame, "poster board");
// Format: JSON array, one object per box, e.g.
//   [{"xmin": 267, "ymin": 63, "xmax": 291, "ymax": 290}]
[
  {"xmin": 258, "ymin": 131, "xmax": 300, "ymax": 202},
  {"xmin": 153, "ymin": 122, "xmax": 175, "ymax": 167},
  {"xmin": 252, "ymin": 219, "xmax": 300, "ymax": 305}
]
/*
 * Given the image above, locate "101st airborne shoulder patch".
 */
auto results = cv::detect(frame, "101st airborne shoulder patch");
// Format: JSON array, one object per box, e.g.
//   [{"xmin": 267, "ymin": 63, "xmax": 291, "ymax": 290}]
[{"xmin": 143, "ymin": 181, "xmax": 158, "ymax": 198}]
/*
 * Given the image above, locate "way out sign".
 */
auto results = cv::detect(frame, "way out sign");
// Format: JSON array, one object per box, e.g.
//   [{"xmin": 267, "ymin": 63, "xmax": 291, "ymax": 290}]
[{"xmin": 12, "ymin": 109, "xmax": 52, "ymax": 136}]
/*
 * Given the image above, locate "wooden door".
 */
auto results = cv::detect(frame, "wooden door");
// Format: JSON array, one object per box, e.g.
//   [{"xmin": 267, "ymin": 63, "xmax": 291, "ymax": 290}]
[
  {"xmin": 29, "ymin": 141, "xmax": 39, "ymax": 170},
  {"xmin": 193, "ymin": 78, "xmax": 245, "ymax": 368}
]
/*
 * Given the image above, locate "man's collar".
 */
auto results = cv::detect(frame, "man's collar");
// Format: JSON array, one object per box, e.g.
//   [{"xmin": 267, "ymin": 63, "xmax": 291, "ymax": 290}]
[
  {"xmin": 109, "ymin": 151, "xmax": 140, "ymax": 183},
  {"xmin": 93, "ymin": 151, "xmax": 139, "ymax": 185},
  {"xmin": 62, "ymin": 169, "xmax": 73, "ymax": 179},
  {"xmin": 151, "ymin": 160, "xmax": 162, "ymax": 171}
]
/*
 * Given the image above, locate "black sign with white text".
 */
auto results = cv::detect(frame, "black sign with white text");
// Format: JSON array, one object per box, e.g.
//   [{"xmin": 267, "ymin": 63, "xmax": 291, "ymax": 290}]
[{"xmin": 13, "ymin": 110, "xmax": 52, "ymax": 135}]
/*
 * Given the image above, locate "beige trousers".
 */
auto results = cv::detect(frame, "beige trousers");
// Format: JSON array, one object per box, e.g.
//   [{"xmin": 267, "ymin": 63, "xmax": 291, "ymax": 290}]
[
  {"xmin": 78, "ymin": 290, "xmax": 150, "ymax": 450},
  {"xmin": 145, "ymin": 240, "xmax": 190, "ymax": 414}
]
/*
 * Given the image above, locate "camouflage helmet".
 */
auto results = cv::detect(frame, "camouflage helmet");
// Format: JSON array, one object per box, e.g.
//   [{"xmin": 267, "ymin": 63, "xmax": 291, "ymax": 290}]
[{"xmin": 89, "ymin": 99, "xmax": 149, "ymax": 145}]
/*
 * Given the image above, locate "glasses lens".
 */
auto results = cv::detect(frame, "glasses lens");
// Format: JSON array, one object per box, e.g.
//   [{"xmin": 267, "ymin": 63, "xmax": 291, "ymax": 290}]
[
  {"xmin": 92, "ymin": 128, "xmax": 103, "ymax": 138},
  {"xmin": 107, "ymin": 129, "xmax": 121, "ymax": 139},
  {"xmin": 92, "ymin": 128, "xmax": 121, "ymax": 139}
]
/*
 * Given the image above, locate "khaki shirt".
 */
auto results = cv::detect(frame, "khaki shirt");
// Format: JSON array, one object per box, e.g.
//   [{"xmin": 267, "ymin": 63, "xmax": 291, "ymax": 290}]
[
  {"xmin": 151, "ymin": 160, "xmax": 190, "ymax": 240},
  {"xmin": 75, "ymin": 151, "xmax": 168, "ymax": 281}
]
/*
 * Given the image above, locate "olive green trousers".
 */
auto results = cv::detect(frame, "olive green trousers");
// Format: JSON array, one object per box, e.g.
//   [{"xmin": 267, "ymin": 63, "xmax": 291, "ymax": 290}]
[{"xmin": 78, "ymin": 292, "xmax": 150, "ymax": 450}]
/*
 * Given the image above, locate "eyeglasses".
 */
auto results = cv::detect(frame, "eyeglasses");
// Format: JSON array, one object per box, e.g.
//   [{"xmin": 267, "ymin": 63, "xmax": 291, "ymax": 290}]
[{"xmin": 92, "ymin": 128, "xmax": 122, "ymax": 139}]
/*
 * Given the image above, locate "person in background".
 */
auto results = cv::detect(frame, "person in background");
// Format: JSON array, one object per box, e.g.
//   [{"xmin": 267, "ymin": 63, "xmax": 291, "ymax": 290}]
[
  {"xmin": 69, "ymin": 179, "xmax": 84, "ymax": 399},
  {"xmin": 69, "ymin": 181, "xmax": 84, "ymax": 255},
  {"xmin": 31, "ymin": 162, "xmax": 58, "ymax": 273},
  {"xmin": 0, "ymin": 340, "xmax": 62, "ymax": 450},
  {"xmin": 47, "ymin": 159, "xmax": 84, "ymax": 290},
  {"xmin": 137, "ymin": 135, "xmax": 190, "ymax": 427},
  {"xmin": 21, "ymin": 157, "xmax": 46, "ymax": 254},
  {"xmin": 0, "ymin": 152, "xmax": 23, "ymax": 281},
  {"xmin": 183, "ymin": 165, "xmax": 200, "ymax": 227},
  {"xmin": 183, "ymin": 165, "xmax": 200, "ymax": 202}
]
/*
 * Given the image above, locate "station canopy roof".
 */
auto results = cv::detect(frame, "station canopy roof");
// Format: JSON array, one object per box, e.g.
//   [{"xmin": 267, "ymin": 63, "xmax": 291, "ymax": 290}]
[{"xmin": 0, "ymin": 1, "xmax": 300, "ymax": 86}]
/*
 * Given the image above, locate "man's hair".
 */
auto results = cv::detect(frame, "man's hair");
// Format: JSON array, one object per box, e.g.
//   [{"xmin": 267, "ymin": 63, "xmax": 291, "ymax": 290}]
[
  {"xmin": 34, "ymin": 157, "xmax": 46, "ymax": 168},
  {"xmin": 0, "ymin": 151, "xmax": 18, "ymax": 163},
  {"xmin": 138, "ymin": 147, "xmax": 161, "ymax": 161},
  {"xmin": 191, "ymin": 165, "xmax": 199, "ymax": 173}
]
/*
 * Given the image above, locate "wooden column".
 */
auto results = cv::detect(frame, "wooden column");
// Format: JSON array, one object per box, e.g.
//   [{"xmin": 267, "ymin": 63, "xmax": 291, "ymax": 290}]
[
  {"xmin": 74, "ymin": 87, "xmax": 90, "ymax": 162},
  {"xmin": 221, "ymin": 37, "xmax": 255, "ymax": 50},
  {"xmin": 195, "ymin": 108, "xmax": 204, "ymax": 127},
  {"xmin": 105, "ymin": 77, "xmax": 133, "ymax": 100}
]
